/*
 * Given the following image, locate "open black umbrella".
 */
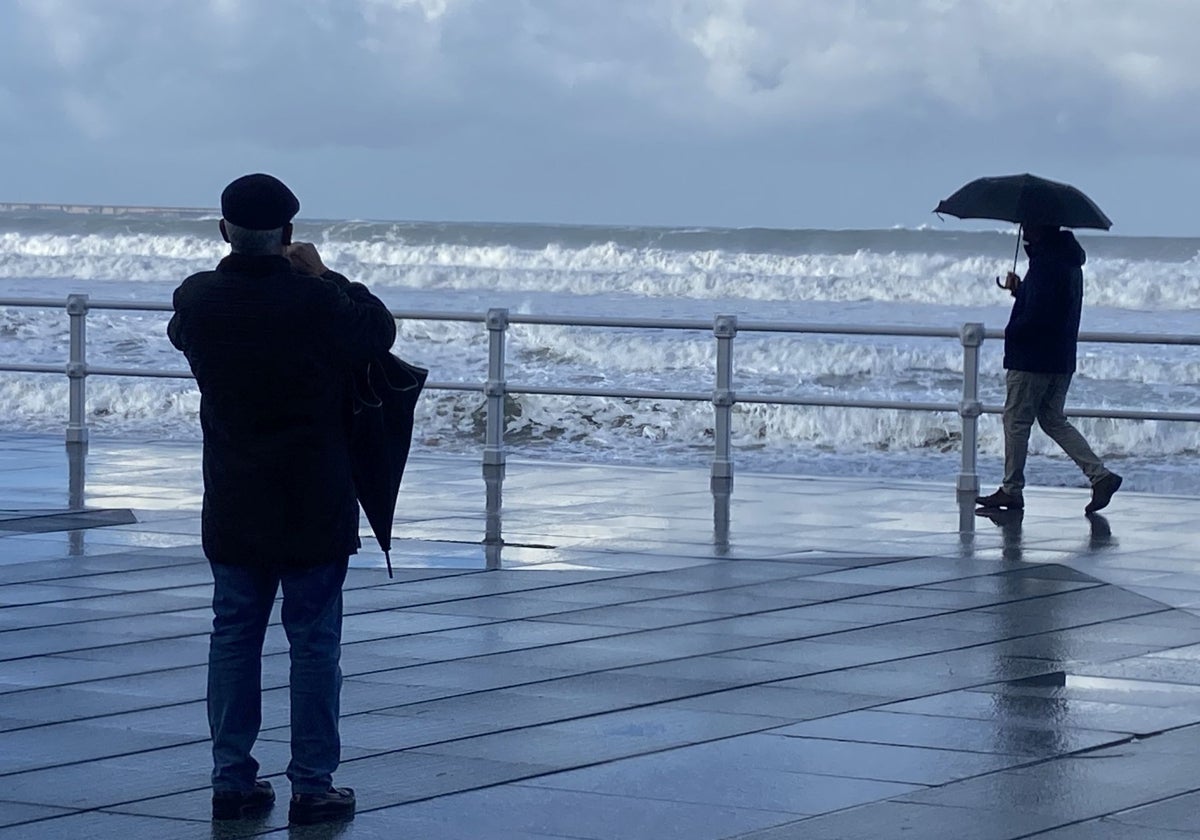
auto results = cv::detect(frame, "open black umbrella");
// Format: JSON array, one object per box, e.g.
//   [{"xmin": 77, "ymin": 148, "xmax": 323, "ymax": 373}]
[
  {"xmin": 350, "ymin": 353, "xmax": 428, "ymax": 578},
  {"xmin": 935, "ymin": 173, "xmax": 1112, "ymax": 230},
  {"xmin": 935, "ymin": 173, "xmax": 1112, "ymax": 278}
]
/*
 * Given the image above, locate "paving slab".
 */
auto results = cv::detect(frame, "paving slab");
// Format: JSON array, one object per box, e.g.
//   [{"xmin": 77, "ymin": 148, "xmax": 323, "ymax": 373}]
[{"xmin": 3, "ymin": 435, "xmax": 1200, "ymax": 838}]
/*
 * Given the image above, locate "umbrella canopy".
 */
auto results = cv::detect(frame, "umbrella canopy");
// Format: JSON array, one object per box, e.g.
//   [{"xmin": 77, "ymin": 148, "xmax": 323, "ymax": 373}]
[
  {"xmin": 350, "ymin": 353, "xmax": 428, "ymax": 578},
  {"xmin": 935, "ymin": 173, "xmax": 1112, "ymax": 230}
]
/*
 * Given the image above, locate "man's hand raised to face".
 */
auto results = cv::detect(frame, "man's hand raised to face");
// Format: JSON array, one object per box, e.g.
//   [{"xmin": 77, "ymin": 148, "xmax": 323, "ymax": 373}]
[{"xmin": 286, "ymin": 242, "xmax": 329, "ymax": 277}]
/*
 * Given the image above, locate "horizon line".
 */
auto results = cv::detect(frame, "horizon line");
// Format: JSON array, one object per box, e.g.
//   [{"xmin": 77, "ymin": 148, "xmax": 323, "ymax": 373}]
[{"xmin": 0, "ymin": 201, "xmax": 216, "ymax": 216}]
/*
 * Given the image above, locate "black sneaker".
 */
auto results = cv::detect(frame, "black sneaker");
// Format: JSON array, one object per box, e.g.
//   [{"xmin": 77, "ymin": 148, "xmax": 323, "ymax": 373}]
[
  {"xmin": 1085, "ymin": 473, "xmax": 1122, "ymax": 514},
  {"xmin": 212, "ymin": 779, "xmax": 275, "ymax": 821},
  {"xmin": 975, "ymin": 488, "xmax": 1024, "ymax": 509},
  {"xmin": 976, "ymin": 506, "xmax": 1024, "ymax": 528},
  {"xmin": 289, "ymin": 787, "xmax": 356, "ymax": 825}
]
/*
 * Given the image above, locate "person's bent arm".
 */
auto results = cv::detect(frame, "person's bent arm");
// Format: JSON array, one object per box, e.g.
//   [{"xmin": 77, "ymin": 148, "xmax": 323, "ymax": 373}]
[
  {"xmin": 167, "ymin": 285, "xmax": 189, "ymax": 351},
  {"xmin": 1015, "ymin": 270, "xmax": 1069, "ymax": 335},
  {"xmin": 289, "ymin": 241, "xmax": 397, "ymax": 361},
  {"xmin": 320, "ymin": 272, "xmax": 397, "ymax": 363}
]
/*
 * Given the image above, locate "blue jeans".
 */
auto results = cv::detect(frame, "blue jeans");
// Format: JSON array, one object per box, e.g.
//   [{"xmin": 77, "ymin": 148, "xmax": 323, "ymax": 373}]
[{"xmin": 208, "ymin": 557, "xmax": 348, "ymax": 795}]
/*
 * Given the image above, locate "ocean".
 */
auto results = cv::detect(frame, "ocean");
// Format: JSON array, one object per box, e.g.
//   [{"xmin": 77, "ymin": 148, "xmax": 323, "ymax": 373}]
[{"xmin": 2, "ymin": 210, "xmax": 1199, "ymax": 495}]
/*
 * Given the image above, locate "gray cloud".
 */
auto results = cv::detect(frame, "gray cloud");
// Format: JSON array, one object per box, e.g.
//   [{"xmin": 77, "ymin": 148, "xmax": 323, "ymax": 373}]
[
  {"xmin": 1, "ymin": 0, "xmax": 1197, "ymax": 231},
  {"xmin": 5, "ymin": 0, "xmax": 1198, "ymax": 148}
]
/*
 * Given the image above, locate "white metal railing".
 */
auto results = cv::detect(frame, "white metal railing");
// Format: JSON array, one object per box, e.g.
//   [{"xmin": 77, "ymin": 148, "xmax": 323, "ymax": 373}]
[{"xmin": 5, "ymin": 294, "xmax": 1200, "ymax": 520}]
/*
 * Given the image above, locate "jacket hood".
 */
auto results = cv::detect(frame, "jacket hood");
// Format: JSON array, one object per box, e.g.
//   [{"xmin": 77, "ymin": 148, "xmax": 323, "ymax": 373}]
[{"xmin": 1026, "ymin": 229, "xmax": 1086, "ymax": 267}]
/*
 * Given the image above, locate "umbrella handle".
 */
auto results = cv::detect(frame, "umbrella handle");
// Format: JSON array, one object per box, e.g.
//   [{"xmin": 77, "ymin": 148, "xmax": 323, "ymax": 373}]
[{"xmin": 994, "ymin": 223, "xmax": 1022, "ymax": 295}]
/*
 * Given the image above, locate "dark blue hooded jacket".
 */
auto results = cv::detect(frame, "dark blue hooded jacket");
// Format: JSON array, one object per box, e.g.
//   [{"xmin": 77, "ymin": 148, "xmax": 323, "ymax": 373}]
[{"xmin": 1003, "ymin": 229, "xmax": 1086, "ymax": 374}]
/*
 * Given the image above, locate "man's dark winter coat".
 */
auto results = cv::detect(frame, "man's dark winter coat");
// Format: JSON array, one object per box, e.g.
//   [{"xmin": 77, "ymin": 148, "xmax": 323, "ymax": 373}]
[
  {"xmin": 168, "ymin": 254, "xmax": 396, "ymax": 569},
  {"xmin": 1003, "ymin": 229, "xmax": 1086, "ymax": 375}
]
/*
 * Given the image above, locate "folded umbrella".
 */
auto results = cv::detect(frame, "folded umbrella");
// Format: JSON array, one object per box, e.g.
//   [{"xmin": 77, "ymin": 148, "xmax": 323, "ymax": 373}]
[{"xmin": 350, "ymin": 353, "xmax": 428, "ymax": 578}]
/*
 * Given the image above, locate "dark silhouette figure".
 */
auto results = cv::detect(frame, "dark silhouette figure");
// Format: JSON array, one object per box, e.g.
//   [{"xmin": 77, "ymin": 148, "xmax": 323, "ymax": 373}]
[
  {"xmin": 976, "ymin": 225, "xmax": 1121, "ymax": 514},
  {"xmin": 169, "ymin": 174, "xmax": 395, "ymax": 825}
]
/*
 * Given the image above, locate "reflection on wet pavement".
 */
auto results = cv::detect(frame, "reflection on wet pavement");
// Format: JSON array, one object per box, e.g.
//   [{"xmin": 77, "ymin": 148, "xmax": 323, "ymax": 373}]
[{"xmin": 2, "ymin": 434, "xmax": 1200, "ymax": 838}]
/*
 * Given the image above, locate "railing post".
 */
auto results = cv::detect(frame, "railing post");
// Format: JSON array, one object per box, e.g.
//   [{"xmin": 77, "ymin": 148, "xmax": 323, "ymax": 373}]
[
  {"xmin": 483, "ymin": 308, "xmax": 509, "ymax": 554},
  {"xmin": 65, "ymin": 294, "xmax": 89, "ymax": 445},
  {"xmin": 957, "ymin": 322, "xmax": 984, "ymax": 509},
  {"xmin": 712, "ymin": 315, "xmax": 737, "ymax": 492},
  {"xmin": 483, "ymin": 308, "xmax": 509, "ymax": 468}
]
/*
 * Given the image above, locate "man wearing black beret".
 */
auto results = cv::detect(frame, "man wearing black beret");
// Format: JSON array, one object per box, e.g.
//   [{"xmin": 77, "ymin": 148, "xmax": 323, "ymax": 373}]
[{"xmin": 168, "ymin": 173, "xmax": 396, "ymax": 825}]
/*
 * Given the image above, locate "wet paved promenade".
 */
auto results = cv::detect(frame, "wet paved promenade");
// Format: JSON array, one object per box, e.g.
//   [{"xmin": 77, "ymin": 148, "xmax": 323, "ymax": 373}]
[{"xmin": 3, "ymin": 434, "xmax": 1200, "ymax": 838}]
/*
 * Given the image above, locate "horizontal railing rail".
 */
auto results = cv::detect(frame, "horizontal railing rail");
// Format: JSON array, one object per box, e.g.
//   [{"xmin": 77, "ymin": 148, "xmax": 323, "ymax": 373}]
[{"xmin": 3, "ymin": 296, "xmax": 1199, "ymax": 528}]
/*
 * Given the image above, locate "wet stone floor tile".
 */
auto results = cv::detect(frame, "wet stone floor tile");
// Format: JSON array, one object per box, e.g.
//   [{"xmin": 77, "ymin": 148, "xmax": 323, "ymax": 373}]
[{"xmin": 6, "ymin": 443, "xmax": 1200, "ymax": 837}]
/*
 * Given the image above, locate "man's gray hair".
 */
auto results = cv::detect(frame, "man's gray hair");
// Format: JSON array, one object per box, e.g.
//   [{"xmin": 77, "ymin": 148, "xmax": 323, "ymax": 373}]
[{"xmin": 224, "ymin": 221, "xmax": 286, "ymax": 256}]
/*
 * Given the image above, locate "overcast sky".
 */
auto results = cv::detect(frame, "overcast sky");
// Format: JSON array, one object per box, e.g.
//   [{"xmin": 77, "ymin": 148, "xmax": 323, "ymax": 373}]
[{"xmin": 3, "ymin": 0, "xmax": 1199, "ymax": 235}]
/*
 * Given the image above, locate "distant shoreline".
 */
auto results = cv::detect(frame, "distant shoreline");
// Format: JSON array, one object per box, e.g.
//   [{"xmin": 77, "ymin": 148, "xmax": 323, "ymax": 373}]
[
  {"xmin": 0, "ymin": 203, "xmax": 1186, "ymax": 240},
  {"xmin": 0, "ymin": 202, "xmax": 215, "ymax": 217}
]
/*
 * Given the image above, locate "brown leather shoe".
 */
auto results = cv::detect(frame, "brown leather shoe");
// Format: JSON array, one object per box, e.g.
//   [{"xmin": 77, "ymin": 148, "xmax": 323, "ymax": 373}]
[
  {"xmin": 289, "ymin": 786, "xmax": 356, "ymax": 825},
  {"xmin": 212, "ymin": 779, "xmax": 275, "ymax": 821}
]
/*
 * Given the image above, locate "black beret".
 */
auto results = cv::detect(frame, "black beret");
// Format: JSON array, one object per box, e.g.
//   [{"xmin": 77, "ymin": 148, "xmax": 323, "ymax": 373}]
[{"xmin": 220, "ymin": 173, "xmax": 300, "ymax": 230}]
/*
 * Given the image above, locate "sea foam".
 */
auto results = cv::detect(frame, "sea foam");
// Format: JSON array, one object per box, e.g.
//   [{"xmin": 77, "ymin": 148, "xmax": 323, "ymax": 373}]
[{"xmin": 2, "ymin": 216, "xmax": 1199, "ymax": 493}]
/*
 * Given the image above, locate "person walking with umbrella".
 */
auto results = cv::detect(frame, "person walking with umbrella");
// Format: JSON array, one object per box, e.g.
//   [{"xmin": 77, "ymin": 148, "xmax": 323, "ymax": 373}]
[{"xmin": 936, "ymin": 175, "xmax": 1122, "ymax": 514}]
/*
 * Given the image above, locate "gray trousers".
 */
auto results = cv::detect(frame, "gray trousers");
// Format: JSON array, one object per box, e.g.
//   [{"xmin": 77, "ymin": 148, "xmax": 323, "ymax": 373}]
[{"xmin": 1002, "ymin": 370, "xmax": 1108, "ymax": 495}]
